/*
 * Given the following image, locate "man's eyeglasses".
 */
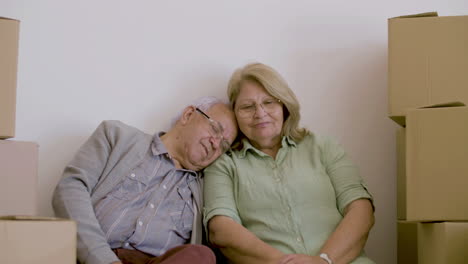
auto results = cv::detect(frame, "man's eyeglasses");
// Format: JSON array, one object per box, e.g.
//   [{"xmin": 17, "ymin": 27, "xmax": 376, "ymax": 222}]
[
  {"xmin": 236, "ymin": 98, "xmax": 282, "ymax": 118},
  {"xmin": 195, "ymin": 108, "xmax": 231, "ymax": 153}
]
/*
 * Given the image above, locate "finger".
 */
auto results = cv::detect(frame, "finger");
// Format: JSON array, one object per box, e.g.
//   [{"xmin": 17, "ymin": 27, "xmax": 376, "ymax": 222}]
[{"xmin": 279, "ymin": 254, "xmax": 296, "ymax": 264}]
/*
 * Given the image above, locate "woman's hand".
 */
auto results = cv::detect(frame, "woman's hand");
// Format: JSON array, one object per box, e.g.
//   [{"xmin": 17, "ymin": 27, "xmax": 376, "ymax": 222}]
[{"xmin": 278, "ymin": 254, "xmax": 327, "ymax": 264}]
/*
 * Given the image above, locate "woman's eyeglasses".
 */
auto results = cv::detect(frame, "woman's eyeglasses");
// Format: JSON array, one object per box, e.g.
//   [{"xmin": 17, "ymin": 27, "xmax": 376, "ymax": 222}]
[{"xmin": 236, "ymin": 98, "xmax": 282, "ymax": 118}]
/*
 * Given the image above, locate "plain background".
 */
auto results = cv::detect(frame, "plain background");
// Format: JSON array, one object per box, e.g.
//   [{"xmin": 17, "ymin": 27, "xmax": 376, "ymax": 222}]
[{"xmin": 2, "ymin": 1, "xmax": 467, "ymax": 263}]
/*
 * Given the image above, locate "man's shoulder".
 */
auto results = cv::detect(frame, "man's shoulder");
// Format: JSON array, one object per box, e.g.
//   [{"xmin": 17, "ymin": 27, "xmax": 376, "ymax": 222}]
[
  {"xmin": 96, "ymin": 120, "xmax": 152, "ymax": 144},
  {"xmin": 98, "ymin": 120, "xmax": 144, "ymax": 135},
  {"xmin": 99, "ymin": 119, "xmax": 136, "ymax": 130}
]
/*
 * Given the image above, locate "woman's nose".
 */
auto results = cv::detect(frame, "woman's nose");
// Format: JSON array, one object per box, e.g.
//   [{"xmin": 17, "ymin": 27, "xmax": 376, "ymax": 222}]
[{"xmin": 253, "ymin": 104, "xmax": 267, "ymax": 118}]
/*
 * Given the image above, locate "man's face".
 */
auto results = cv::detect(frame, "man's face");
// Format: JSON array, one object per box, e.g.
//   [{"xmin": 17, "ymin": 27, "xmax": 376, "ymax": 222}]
[{"xmin": 180, "ymin": 103, "xmax": 237, "ymax": 171}]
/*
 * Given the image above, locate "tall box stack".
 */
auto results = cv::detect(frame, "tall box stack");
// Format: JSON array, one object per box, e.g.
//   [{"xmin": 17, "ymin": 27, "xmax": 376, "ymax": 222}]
[
  {"xmin": 388, "ymin": 12, "xmax": 468, "ymax": 263},
  {"xmin": 0, "ymin": 17, "xmax": 39, "ymax": 215},
  {"xmin": 0, "ymin": 17, "xmax": 77, "ymax": 263}
]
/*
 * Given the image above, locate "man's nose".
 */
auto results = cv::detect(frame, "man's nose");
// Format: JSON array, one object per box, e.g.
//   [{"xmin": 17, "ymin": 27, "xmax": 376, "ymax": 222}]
[{"xmin": 210, "ymin": 135, "xmax": 222, "ymax": 148}]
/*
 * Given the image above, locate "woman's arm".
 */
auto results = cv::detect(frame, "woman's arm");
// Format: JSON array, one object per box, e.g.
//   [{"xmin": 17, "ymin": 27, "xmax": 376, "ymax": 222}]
[
  {"xmin": 208, "ymin": 215, "xmax": 285, "ymax": 264},
  {"xmin": 318, "ymin": 198, "xmax": 374, "ymax": 264}
]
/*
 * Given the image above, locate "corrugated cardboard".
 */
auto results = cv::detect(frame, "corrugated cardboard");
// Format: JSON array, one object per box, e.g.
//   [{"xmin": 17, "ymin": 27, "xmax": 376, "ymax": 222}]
[
  {"xmin": 397, "ymin": 105, "xmax": 468, "ymax": 221},
  {"xmin": 388, "ymin": 13, "xmax": 468, "ymax": 126},
  {"xmin": 418, "ymin": 222, "xmax": 468, "ymax": 264},
  {"xmin": 397, "ymin": 221, "xmax": 418, "ymax": 264},
  {"xmin": 0, "ymin": 17, "xmax": 20, "ymax": 139},
  {"xmin": 0, "ymin": 140, "xmax": 38, "ymax": 215},
  {"xmin": 0, "ymin": 216, "xmax": 76, "ymax": 264}
]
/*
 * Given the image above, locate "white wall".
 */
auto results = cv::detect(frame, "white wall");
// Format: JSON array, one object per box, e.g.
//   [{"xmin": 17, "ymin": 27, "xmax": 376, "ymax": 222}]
[{"xmin": 2, "ymin": 1, "xmax": 468, "ymax": 263}]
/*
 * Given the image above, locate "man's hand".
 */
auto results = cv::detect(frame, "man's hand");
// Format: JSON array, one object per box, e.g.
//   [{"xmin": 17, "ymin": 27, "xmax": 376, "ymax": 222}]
[{"xmin": 278, "ymin": 254, "xmax": 328, "ymax": 264}]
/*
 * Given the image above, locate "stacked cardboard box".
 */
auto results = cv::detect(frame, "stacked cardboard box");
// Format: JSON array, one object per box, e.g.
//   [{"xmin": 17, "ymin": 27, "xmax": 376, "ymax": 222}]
[
  {"xmin": 388, "ymin": 12, "xmax": 468, "ymax": 263},
  {"xmin": 0, "ymin": 17, "xmax": 77, "ymax": 263},
  {"xmin": 0, "ymin": 140, "xmax": 39, "ymax": 215},
  {"xmin": 0, "ymin": 216, "xmax": 77, "ymax": 264},
  {"xmin": 0, "ymin": 17, "xmax": 19, "ymax": 139}
]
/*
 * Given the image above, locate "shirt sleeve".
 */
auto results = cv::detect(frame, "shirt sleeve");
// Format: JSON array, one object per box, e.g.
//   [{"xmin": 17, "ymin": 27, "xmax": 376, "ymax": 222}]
[
  {"xmin": 318, "ymin": 136, "xmax": 374, "ymax": 215},
  {"xmin": 52, "ymin": 121, "xmax": 121, "ymax": 264},
  {"xmin": 203, "ymin": 152, "xmax": 242, "ymax": 231}
]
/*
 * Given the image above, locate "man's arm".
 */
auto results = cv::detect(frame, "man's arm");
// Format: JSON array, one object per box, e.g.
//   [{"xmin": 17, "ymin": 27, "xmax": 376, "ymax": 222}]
[
  {"xmin": 52, "ymin": 121, "xmax": 122, "ymax": 264},
  {"xmin": 208, "ymin": 215, "xmax": 285, "ymax": 264}
]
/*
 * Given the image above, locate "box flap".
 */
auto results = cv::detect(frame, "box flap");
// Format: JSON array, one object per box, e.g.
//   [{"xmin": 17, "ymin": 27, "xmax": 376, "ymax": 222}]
[
  {"xmin": 0, "ymin": 216, "xmax": 70, "ymax": 222},
  {"xmin": 390, "ymin": 101, "xmax": 466, "ymax": 127},
  {"xmin": 391, "ymin": 12, "xmax": 438, "ymax": 19},
  {"xmin": 419, "ymin": 101, "xmax": 466, "ymax": 109},
  {"xmin": 0, "ymin": 17, "xmax": 19, "ymax": 21}
]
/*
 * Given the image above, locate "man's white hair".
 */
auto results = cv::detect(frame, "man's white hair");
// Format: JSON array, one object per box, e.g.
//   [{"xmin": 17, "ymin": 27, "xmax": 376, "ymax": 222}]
[{"xmin": 169, "ymin": 96, "xmax": 228, "ymax": 128}]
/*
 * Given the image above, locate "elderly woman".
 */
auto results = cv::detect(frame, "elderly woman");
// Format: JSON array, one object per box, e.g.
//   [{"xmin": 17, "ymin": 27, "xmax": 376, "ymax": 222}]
[{"xmin": 203, "ymin": 63, "xmax": 375, "ymax": 264}]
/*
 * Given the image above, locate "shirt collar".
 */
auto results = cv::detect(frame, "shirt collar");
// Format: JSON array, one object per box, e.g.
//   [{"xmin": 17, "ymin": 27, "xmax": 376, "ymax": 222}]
[
  {"xmin": 152, "ymin": 132, "xmax": 198, "ymax": 178},
  {"xmin": 238, "ymin": 135, "xmax": 297, "ymax": 158},
  {"xmin": 151, "ymin": 132, "xmax": 169, "ymax": 156}
]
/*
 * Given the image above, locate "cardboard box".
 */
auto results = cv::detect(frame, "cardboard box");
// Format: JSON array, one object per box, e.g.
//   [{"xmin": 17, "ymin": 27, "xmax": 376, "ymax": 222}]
[
  {"xmin": 418, "ymin": 222, "xmax": 468, "ymax": 264},
  {"xmin": 388, "ymin": 12, "xmax": 468, "ymax": 126},
  {"xmin": 397, "ymin": 221, "xmax": 418, "ymax": 264},
  {"xmin": 0, "ymin": 140, "xmax": 38, "ymax": 215},
  {"xmin": 0, "ymin": 216, "xmax": 76, "ymax": 264},
  {"xmin": 0, "ymin": 17, "xmax": 20, "ymax": 139},
  {"xmin": 397, "ymin": 105, "xmax": 468, "ymax": 221}
]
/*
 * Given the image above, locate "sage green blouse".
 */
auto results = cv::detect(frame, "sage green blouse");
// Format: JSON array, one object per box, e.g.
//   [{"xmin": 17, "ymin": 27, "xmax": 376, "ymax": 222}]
[{"xmin": 203, "ymin": 133, "xmax": 375, "ymax": 263}]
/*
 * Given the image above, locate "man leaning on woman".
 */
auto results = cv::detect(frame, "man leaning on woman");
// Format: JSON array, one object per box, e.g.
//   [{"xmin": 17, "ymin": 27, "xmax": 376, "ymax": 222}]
[{"xmin": 53, "ymin": 62, "xmax": 375, "ymax": 264}]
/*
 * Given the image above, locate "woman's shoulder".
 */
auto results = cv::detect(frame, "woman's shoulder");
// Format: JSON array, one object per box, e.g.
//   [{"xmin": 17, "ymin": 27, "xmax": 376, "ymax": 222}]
[
  {"xmin": 296, "ymin": 132, "xmax": 346, "ymax": 157},
  {"xmin": 297, "ymin": 131, "xmax": 337, "ymax": 146},
  {"xmin": 205, "ymin": 150, "xmax": 237, "ymax": 172}
]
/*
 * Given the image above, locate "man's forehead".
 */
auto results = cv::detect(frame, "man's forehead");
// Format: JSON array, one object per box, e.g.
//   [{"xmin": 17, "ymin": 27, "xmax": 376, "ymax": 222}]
[
  {"xmin": 207, "ymin": 104, "xmax": 232, "ymax": 118},
  {"xmin": 208, "ymin": 105, "xmax": 235, "ymax": 130}
]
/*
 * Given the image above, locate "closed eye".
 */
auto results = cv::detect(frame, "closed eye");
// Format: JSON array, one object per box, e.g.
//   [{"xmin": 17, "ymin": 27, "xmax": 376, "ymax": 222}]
[
  {"xmin": 209, "ymin": 121, "xmax": 223, "ymax": 135},
  {"xmin": 239, "ymin": 104, "xmax": 255, "ymax": 110}
]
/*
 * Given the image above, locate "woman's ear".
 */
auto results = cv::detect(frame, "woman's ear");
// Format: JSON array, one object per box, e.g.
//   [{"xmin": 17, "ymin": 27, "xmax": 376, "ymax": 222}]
[{"xmin": 179, "ymin": 106, "xmax": 196, "ymax": 126}]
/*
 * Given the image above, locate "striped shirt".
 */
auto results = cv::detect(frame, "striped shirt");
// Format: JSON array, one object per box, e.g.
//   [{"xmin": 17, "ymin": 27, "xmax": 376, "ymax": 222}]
[{"xmin": 95, "ymin": 132, "xmax": 196, "ymax": 256}]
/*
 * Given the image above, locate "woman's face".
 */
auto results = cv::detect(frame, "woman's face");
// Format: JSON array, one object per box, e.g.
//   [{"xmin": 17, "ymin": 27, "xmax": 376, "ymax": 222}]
[{"xmin": 234, "ymin": 81, "xmax": 284, "ymax": 148}]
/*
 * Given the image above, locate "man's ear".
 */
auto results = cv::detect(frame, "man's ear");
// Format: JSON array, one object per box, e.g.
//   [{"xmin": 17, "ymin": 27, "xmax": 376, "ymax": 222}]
[{"xmin": 179, "ymin": 106, "xmax": 196, "ymax": 126}]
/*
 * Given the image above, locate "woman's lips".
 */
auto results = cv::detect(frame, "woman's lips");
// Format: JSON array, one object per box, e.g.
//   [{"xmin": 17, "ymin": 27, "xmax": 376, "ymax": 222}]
[{"xmin": 253, "ymin": 122, "xmax": 269, "ymax": 128}]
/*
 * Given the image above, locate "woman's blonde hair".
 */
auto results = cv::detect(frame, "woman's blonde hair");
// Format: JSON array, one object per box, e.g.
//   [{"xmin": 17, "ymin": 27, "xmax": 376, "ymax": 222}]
[{"xmin": 227, "ymin": 62, "xmax": 309, "ymax": 144}]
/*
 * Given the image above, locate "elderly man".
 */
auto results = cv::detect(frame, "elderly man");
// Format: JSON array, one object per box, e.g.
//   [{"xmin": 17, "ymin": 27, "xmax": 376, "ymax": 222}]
[{"xmin": 52, "ymin": 96, "xmax": 237, "ymax": 264}]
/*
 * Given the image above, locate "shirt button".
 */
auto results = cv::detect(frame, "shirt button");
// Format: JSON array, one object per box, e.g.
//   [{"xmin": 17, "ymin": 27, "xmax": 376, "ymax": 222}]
[
  {"xmin": 163, "ymin": 185, "xmax": 167, "ymax": 190},
  {"xmin": 138, "ymin": 221, "xmax": 143, "ymax": 226},
  {"xmin": 296, "ymin": 237, "xmax": 302, "ymax": 242},
  {"xmin": 130, "ymin": 173, "xmax": 136, "ymax": 178},
  {"xmin": 150, "ymin": 203, "xmax": 155, "ymax": 209},
  {"xmin": 124, "ymin": 242, "xmax": 129, "ymax": 247}
]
